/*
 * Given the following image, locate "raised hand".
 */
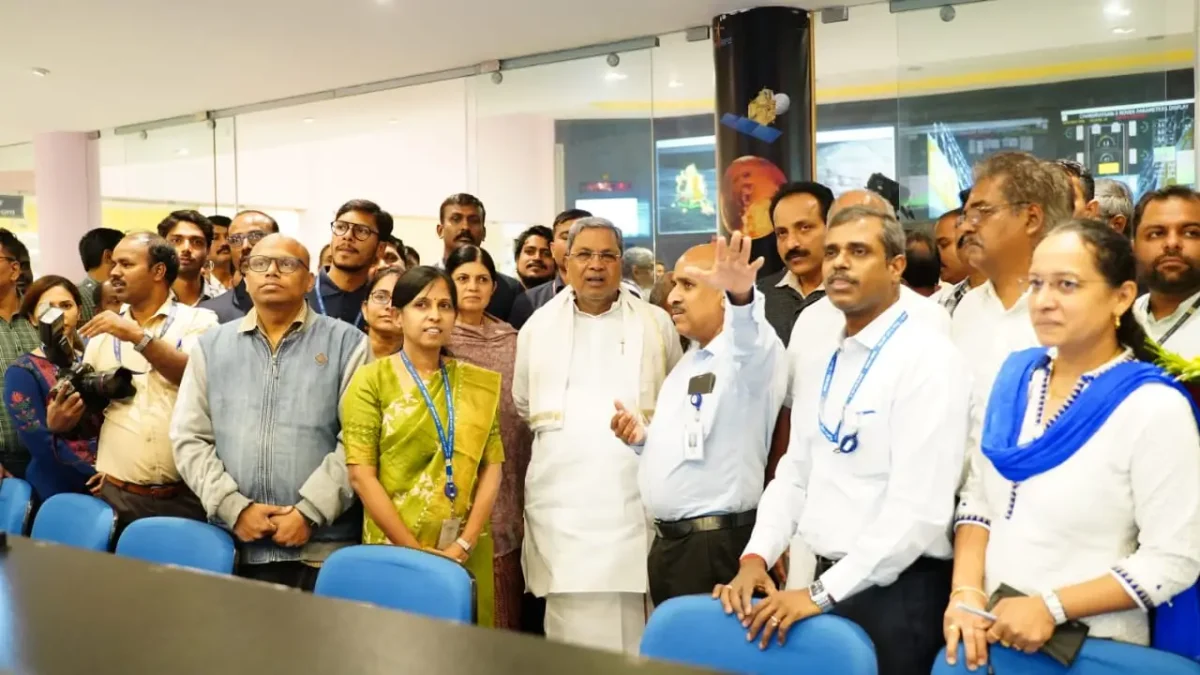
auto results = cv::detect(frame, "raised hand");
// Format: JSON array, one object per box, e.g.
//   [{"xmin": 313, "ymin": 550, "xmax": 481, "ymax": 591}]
[{"xmin": 681, "ymin": 231, "xmax": 764, "ymax": 303}]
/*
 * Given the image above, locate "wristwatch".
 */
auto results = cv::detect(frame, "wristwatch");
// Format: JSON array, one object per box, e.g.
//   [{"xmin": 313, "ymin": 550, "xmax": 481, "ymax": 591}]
[
  {"xmin": 132, "ymin": 329, "xmax": 153, "ymax": 353},
  {"xmin": 808, "ymin": 579, "xmax": 835, "ymax": 613},
  {"xmin": 1042, "ymin": 590, "xmax": 1068, "ymax": 625},
  {"xmin": 455, "ymin": 537, "xmax": 472, "ymax": 553}
]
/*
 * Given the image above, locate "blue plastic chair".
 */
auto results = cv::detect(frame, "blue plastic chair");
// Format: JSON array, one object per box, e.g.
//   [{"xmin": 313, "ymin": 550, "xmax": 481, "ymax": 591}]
[
  {"xmin": 931, "ymin": 640, "xmax": 1200, "ymax": 675},
  {"xmin": 115, "ymin": 517, "xmax": 236, "ymax": 574},
  {"xmin": 314, "ymin": 545, "xmax": 475, "ymax": 623},
  {"xmin": 0, "ymin": 478, "xmax": 32, "ymax": 535},
  {"xmin": 29, "ymin": 493, "xmax": 115, "ymax": 551},
  {"xmin": 640, "ymin": 595, "xmax": 878, "ymax": 675}
]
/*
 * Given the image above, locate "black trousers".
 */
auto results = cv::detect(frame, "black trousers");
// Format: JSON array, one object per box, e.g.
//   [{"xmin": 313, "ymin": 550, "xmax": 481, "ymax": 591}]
[
  {"xmin": 647, "ymin": 523, "xmax": 756, "ymax": 606},
  {"xmin": 238, "ymin": 562, "xmax": 319, "ymax": 592},
  {"xmin": 832, "ymin": 556, "xmax": 952, "ymax": 675}
]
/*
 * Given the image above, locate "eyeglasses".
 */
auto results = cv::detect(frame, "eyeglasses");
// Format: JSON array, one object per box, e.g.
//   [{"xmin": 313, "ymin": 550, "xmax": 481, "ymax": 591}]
[
  {"xmin": 963, "ymin": 202, "xmax": 1031, "ymax": 226},
  {"xmin": 228, "ymin": 231, "xmax": 268, "ymax": 246},
  {"xmin": 246, "ymin": 255, "xmax": 305, "ymax": 275},
  {"xmin": 331, "ymin": 220, "xmax": 378, "ymax": 242},
  {"xmin": 367, "ymin": 290, "xmax": 393, "ymax": 306},
  {"xmin": 570, "ymin": 251, "xmax": 620, "ymax": 265}
]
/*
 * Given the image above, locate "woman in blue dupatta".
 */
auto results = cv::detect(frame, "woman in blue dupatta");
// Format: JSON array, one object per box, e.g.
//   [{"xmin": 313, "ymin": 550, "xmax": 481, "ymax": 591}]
[{"xmin": 942, "ymin": 220, "xmax": 1200, "ymax": 671}]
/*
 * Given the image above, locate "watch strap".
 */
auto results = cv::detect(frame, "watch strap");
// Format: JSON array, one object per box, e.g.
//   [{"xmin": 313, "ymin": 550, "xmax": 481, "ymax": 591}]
[
  {"xmin": 1042, "ymin": 590, "xmax": 1068, "ymax": 625},
  {"xmin": 455, "ymin": 537, "xmax": 471, "ymax": 553},
  {"xmin": 133, "ymin": 329, "xmax": 153, "ymax": 353},
  {"xmin": 808, "ymin": 579, "xmax": 835, "ymax": 613}
]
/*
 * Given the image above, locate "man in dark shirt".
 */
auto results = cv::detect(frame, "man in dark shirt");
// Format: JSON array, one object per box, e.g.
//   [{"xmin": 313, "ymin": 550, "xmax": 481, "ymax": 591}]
[
  {"xmin": 308, "ymin": 199, "xmax": 393, "ymax": 329},
  {"xmin": 77, "ymin": 228, "xmax": 125, "ymax": 322},
  {"xmin": 508, "ymin": 208, "xmax": 593, "ymax": 330},
  {"xmin": 435, "ymin": 193, "xmax": 521, "ymax": 321},
  {"xmin": 755, "ymin": 182, "xmax": 833, "ymax": 346},
  {"xmin": 200, "ymin": 211, "xmax": 278, "ymax": 323}
]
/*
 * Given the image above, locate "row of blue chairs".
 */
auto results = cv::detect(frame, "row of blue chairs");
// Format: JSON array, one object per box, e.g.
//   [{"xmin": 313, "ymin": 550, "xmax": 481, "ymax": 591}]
[{"xmin": 0, "ymin": 478, "xmax": 475, "ymax": 623}]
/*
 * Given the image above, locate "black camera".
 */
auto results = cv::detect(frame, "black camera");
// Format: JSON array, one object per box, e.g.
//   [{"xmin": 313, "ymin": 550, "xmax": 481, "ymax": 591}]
[{"xmin": 38, "ymin": 307, "xmax": 136, "ymax": 410}]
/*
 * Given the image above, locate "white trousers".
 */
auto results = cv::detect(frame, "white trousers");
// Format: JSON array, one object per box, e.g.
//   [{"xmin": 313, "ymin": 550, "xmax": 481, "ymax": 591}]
[{"xmin": 544, "ymin": 592, "xmax": 646, "ymax": 655}]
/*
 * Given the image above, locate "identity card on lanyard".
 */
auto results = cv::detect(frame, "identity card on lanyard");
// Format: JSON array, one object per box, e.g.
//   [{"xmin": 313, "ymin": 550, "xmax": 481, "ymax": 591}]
[
  {"xmin": 818, "ymin": 311, "xmax": 907, "ymax": 455},
  {"xmin": 399, "ymin": 352, "xmax": 461, "ymax": 548},
  {"xmin": 684, "ymin": 372, "xmax": 716, "ymax": 462}
]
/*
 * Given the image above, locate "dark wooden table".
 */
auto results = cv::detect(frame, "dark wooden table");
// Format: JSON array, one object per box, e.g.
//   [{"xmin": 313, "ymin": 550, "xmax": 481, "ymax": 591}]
[{"xmin": 0, "ymin": 536, "xmax": 712, "ymax": 675}]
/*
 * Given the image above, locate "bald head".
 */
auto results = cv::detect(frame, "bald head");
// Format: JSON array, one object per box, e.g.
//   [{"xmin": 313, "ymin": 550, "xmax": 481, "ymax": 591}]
[
  {"xmin": 676, "ymin": 243, "xmax": 717, "ymax": 272},
  {"xmin": 244, "ymin": 233, "xmax": 314, "ymax": 309},
  {"xmin": 668, "ymin": 242, "xmax": 727, "ymax": 345},
  {"xmin": 830, "ymin": 190, "xmax": 895, "ymax": 220}
]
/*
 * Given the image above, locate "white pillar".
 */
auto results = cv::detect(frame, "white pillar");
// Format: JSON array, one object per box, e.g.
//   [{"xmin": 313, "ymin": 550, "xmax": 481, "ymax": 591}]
[{"xmin": 32, "ymin": 132, "xmax": 101, "ymax": 279}]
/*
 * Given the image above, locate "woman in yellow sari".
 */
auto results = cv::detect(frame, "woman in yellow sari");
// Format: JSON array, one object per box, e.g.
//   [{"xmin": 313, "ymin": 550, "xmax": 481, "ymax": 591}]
[{"xmin": 342, "ymin": 266, "xmax": 505, "ymax": 626}]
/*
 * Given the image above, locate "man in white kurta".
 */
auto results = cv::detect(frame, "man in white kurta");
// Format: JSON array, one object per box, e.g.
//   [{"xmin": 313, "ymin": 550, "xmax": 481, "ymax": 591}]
[{"xmin": 513, "ymin": 218, "xmax": 682, "ymax": 653}]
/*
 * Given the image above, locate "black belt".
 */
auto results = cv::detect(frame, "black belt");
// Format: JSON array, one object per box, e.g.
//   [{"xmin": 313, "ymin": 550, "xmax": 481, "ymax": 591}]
[
  {"xmin": 654, "ymin": 510, "xmax": 756, "ymax": 539},
  {"xmin": 814, "ymin": 554, "xmax": 841, "ymax": 578}
]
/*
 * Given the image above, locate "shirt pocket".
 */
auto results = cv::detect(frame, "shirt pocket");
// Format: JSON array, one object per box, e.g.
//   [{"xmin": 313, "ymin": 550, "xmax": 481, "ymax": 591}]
[{"xmin": 836, "ymin": 402, "xmax": 891, "ymax": 480}]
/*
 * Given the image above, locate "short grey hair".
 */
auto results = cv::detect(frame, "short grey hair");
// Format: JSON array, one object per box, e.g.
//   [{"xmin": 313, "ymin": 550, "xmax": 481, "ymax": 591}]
[
  {"xmin": 828, "ymin": 205, "xmax": 906, "ymax": 259},
  {"xmin": 566, "ymin": 217, "xmax": 624, "ymax": 254},
  {"xmin": 1094, "ymin": 178, "xmax": 1134, "ymax": 223},
  {"xmin": 622, "ymin": 247, "xmax": 655, "ymax": 280}
]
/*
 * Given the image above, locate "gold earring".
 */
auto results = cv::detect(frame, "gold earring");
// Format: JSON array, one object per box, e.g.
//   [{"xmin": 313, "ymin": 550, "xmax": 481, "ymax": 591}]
[{"xmin": 1114, "ymin": 315, "xmax": 1121, "ymax": 329}]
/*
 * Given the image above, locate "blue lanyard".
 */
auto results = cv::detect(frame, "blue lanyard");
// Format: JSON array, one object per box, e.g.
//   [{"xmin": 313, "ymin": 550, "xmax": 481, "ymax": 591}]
[
  {"xmin": 818, "ymin": 311, "xmax": 908, "ymax": 452},
  {"xmin": 313, "ymin": 290, "xmax": 363, "ymax": 329},
  {"xmin": 400, "ymin": 352, "xmax": 458, "ymax": 500},
  {"xmin": 113, "ymin": 302, "xmax": 179, "ymax": 364}
]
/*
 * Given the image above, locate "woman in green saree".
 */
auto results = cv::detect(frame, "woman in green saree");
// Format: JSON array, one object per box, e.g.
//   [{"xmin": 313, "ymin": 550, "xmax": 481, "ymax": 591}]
[{"xmin": 342, "ymin": 266, "xmax": 505, "ymax": 626}]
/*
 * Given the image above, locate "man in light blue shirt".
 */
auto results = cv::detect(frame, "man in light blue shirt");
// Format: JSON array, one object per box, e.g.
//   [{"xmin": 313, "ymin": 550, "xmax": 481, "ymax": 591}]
[{"xmin": 611, "ymin": 231, "xmax": 787, "ymax": 605}]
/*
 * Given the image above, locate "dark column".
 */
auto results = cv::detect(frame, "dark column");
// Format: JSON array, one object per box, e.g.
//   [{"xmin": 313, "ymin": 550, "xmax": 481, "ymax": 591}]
[{"xmin": 714, "ymin": 7, "xmax": 816, "ymax": 278}]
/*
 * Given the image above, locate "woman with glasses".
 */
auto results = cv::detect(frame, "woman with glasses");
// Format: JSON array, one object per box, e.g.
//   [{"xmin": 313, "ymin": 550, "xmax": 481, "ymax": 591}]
[
  {"xmin": 943, "ymin": 220, "xmax": 1200, "ymax": 671},
  {"xmin": 361, "ymin": 267, "xmax": 403, "ymax": 360},
  {"xmin": 4, "ymin": 276, "xmax": 104, "ymax": 501},
  {"xmin": 342, "ymin": 266, "xmax": 505, "ymax": 626},
  {"xmin": 445, "ymin": 245, "xmax": 530, "ymax": 631}
]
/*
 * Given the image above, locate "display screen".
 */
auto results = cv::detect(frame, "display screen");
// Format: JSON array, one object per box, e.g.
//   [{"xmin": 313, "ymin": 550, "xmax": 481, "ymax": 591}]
[
  {"xmin": 574, "ymin": 197, "xmax": 650, "ymax": 239},
  {"xmin": 1060, "ymin": 99, "xmax": 1195, "ymax": 198},
  {"xmin": 816, "ymin": 126, "xmax": 897, "ymax": 197},
  {"xmin": 654, "ymin": 135, "xmax": 719, "ymax": 235}
]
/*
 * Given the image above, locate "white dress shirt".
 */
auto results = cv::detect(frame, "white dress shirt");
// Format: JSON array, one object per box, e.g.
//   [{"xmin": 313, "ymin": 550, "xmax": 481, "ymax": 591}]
[
  {"xmin": 955, "ymin": 352, "xmax": 1200, "ymax": 645},
  {"xmin": 1134, "ymin": 289, "xmax": 1200, "ymax": 358},
  {"xmin": 785, "ymin": 285, "xmax": 950, "ymax": 408},
  {"xmin": 745, "ymin": 295, "xmax": 972, "ymax": 603},
  {"xmin": 637, "ymin": 290, "xmax": 787, "ymax": 522}
]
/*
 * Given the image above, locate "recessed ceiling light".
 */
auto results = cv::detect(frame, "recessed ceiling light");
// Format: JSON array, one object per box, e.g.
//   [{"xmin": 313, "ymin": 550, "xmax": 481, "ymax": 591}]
[
  {"xmin": 303, "ymin": 117, "xmax": 315, "ymax": 123},
  {"xmin": 375, "ymin": 0, "xmax": 392, "ymax": 4},
  {"xmin": 1112, "ymin": 27, "xmax": 1135, "ymax": 34},
  {"xmin": 667, "ymin": 78, "xmax": 683, "ymax": 88},
  {"xmin": 388, "ymin": 119, "xmax": 399, "ymax": 125},
  {"xmin": 1104, "ymin": 2, "xmax": 1131, "ymax": 18},
  {"xmin": 605, "ymin": 72, "xmax": 628, "ymax": 82},
  {"xmin": 175, "ymin": 148, "xmax": 189, "ymax": 157},
  {"xmin": 30, "ymin": 68, "xmax": 49, "ymax": 77}
]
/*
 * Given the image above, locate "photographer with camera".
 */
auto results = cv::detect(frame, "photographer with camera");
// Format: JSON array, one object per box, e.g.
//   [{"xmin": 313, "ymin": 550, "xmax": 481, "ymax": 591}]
[
  {"xmin": 2, "ymin": 276, "xmax": 105, "ymax": 501},
  {"xmin": 79, "ymin": 233, "xmax": 218, "ymax": 528}
]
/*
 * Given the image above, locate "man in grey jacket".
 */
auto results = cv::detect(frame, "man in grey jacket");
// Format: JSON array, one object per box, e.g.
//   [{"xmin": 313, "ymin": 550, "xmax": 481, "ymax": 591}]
[{"xmin": 171, "ymin": 234, "xmax": 368, "ymax": 591}]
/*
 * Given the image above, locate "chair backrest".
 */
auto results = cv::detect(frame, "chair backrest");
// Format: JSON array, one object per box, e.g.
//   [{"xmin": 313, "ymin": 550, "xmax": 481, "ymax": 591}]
[
  {"xmin": 115, "ymin": 517, "xmax": 236, "ymax": 574},
  {"xmin": 314, "ymin": 545, "xmax": 474, "ymax": 623},
  {"xmin": 931, "ymin": 642, "xmax": 1200, "ymax": 675},
  {"xmin": 29, "ymin": 494, "xmax": 115, "ymax": 551},
  {"xmin": 0, "ymin": 478, "xmax": 32, "ymax": 535},
  {"xmin": 640, "ymin": 595, "xmax": 878, "ymax": 675}
]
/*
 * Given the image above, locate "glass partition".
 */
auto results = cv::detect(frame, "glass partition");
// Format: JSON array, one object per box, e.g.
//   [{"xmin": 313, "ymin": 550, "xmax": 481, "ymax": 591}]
[{"xmin": 0, "ymin": 143, "xmax": 38, "ymax": 271}]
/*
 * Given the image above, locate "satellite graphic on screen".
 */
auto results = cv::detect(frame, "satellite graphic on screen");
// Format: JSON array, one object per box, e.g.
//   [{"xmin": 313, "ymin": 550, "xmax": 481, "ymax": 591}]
[{"xmin": 720, "ymin": 87, "xmax": 790, "ymax": 144}]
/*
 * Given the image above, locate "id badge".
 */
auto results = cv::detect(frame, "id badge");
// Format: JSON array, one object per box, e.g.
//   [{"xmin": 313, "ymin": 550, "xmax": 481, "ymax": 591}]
[
  {"xmin": 437, "ymin": 517, "xmax": 462, "ymax": 550},
  {"xmin": 683, "ymin": 419, "xmax": 705, "ymax": 462}
]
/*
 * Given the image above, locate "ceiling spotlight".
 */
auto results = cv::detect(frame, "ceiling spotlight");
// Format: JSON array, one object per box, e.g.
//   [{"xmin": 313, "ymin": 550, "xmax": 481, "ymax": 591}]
[
  {"xmin": 175, "ymin": 148, "xmax": 189, "ymax": 157},
  {"xmin": 30, "ymin": 67, "xmax": 49, "ymax": 77},
  {"xmin": 668, "ymin": 78, "xmax": 683, "ymax": 88},
  {"xmin": 605, "ymin": 72, "xmax": 628, "ymax": 82},
  {"xmin": 1104, "ymin": 2, "xmax": 1131, "ymax": 18},
  {"xmin": 1112, "ymin": 27, "xmax": 1135, "ymax": 34},
  {"xmin": 303, "ymin": 117, "xmax": 315, "ymax": 124},
  {"xmin": 606, "ymin": 53, "xmax": 620, "ymax": 68}
]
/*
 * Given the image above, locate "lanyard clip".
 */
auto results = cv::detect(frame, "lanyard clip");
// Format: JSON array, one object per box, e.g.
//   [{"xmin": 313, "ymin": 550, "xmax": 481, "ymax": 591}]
[{"xmin": 690, "ymin": 393, "xmax": 702, "ymax": 412}]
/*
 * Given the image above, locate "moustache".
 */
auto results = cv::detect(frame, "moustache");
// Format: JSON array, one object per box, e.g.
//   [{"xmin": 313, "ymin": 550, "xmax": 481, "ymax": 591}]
[
  {"xmin": 827, "ymin": 272, "xmax": 857, "ymax": 286},
  {"xmin": 958, "ymin": 234, "xmax": 981, "ymax": 249},
  {"xmin": 1154, "ymin": 253, "xmax": 1196, "ymax": 268},
  {"xmin": 785, "ymin": 248, "xmax": 811, "ymax": 262},
  {"xmin": 526, "ymin": 261, "xmax": 546, "ymax": 269},
  {"xmin": 669, "ymin": 303, "xmax": 685, "ymax": 315},
  {"xmin": 216, "ymin": 246, "xmax": 230, "ymax": 254}
]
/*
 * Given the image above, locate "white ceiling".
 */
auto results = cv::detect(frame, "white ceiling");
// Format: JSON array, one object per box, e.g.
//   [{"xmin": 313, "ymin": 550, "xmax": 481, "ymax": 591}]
[
  {"xmin": 0, "ymin": 0, "xmax": 1193, "ymax": 150},
  {"xmin": 0, "ymin": 0, "xmax": 874, "ymax": 146}
]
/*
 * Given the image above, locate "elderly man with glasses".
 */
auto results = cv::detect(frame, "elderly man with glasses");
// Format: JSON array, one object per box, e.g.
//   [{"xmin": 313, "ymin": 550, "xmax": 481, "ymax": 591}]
[
  {"xmin": 173, "ymin": 233, "xmax": 369, "ymax": 591},
  {"xmin": 307, "ymin": 199, "xmax": 395, "ymax": 329},
  {"xmin": 200, "ymin": 210, "xmax": 279, "ymax": 324}
]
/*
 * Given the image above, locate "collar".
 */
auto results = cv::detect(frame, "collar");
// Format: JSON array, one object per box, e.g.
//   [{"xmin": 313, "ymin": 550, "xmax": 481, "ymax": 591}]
[
  {"xmin": 319, "ymin": 268, "xmax": 368, "ymax": 297},
  {"xmin": 168, "ymin": 287, "xmax": 212, "ymax": 307},
  {"xmin": 774, "ymin": 270, "xmax": 822, "ymax": 297},
  {"xmin": 1136, "ymin": 288, "xmax": 1200, "ymax": 325},
  {"xmin": 979, "ymin": 279, "xmax": 1031, "ymax": 315},
  {"xmin": 566, "ymin": 287, "xmax": 624, "ymax": 318},
  {"xmin": 841, "ymin": 295, "xmax": 906, "ymax": 350},
  {"xmin": 238, "ymin": 302, "xmax": 314, "ymax": 334},
  {"xmin": 552, "ymin": 276, "xmax": 566, "ymax": 294}
]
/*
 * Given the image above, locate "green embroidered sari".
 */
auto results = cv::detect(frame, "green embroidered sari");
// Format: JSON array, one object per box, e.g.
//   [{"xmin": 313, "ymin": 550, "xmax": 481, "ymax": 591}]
[{"xmin": 342, "ymin": 357, "xmax": 505, "ymax": 626}]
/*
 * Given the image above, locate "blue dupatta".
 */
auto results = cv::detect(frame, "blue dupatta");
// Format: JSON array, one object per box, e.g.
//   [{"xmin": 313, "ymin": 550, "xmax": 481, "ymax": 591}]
[{"xmin": 981, "ymin": 346, "xmax": 1200, "ymax": 660}]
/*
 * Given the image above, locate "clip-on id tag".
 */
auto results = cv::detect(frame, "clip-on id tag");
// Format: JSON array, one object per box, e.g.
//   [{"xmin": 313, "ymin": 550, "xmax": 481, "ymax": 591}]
[{"xmin": 437, "ymin": 518, "xmax": 462, "ymax": 550}]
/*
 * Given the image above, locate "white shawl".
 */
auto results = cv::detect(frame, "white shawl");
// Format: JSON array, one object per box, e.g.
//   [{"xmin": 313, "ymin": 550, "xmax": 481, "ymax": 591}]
[{"xmin": 526, "ymin": 288, "xmax": 668, "ymax": 433}]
